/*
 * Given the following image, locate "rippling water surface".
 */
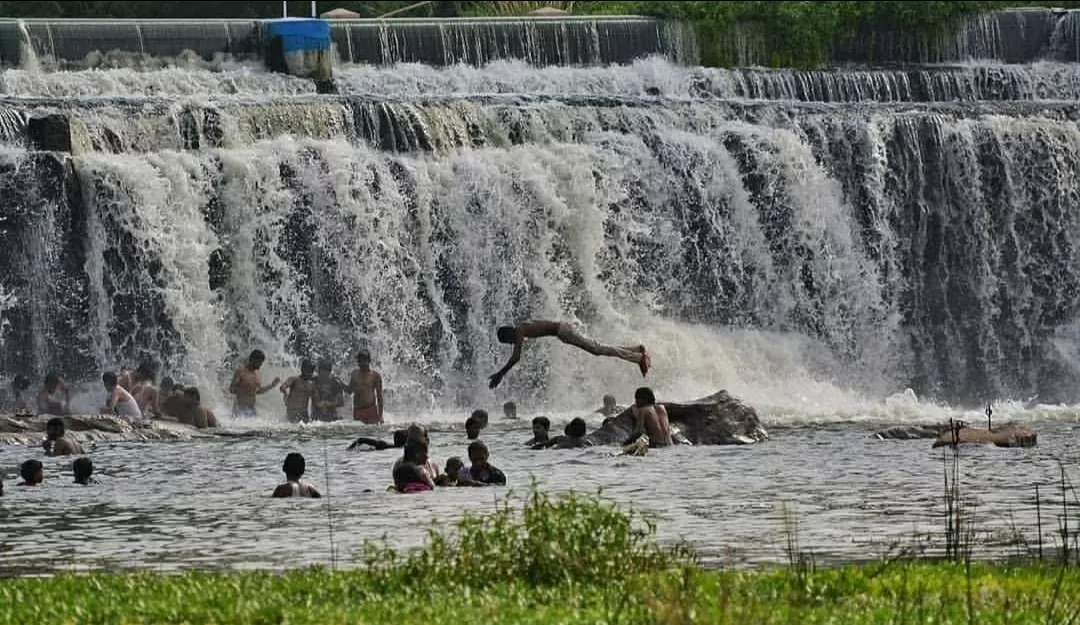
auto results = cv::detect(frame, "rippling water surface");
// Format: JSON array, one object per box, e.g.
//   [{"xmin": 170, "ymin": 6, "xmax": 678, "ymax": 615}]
[{"xmin": 2, "ymin": 413, "xmax": 1078, "ymax": 575}]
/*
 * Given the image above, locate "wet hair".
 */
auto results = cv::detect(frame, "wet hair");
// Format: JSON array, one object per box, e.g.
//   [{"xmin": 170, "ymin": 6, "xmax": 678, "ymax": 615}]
[
  {"xmin": 21, "ymin": 459, "xmax": 42, "ymax": 483},
  {"xmin": 249, "ymin": 350, "xmax": 266, "ymax": 363},
  {"xmin": 392, "ymin": 429, "xmax": 409, "ymax": 447},
  {"xmin": 465, "ymin": 417, "xmax": 480, "ymax": 434},
  {"xmin": 566, "ymin": 417, "xmax": 587, "ymax": 438},
  {"xmin": 73, "ymin": 457, "xmax": 93, "ymax": 484},
  {"xmin": 102, "ymin": 371, "xmax": 118, "ymax": 388},
  {"xmin": 603, "ymin": 394, "xmax": 617, "ymax": 406},
  {"xmin": 404, "ymin": 438, "xmax": 428, "ymax": 463},
  {"xmin": 406, "ymin": 424, "xmax": 428, "ymax": 444},
  {"xmin": 634, "ymin": 387, "xmax": 656, "ymax": 407},
  {"xmin": 160, "ymin": 376, "xmax": 175, "ymax": 393},
  {"xmin": 356, "ymin": 350, "xmax": 371, "ymax": 364},
  {"xmin": 470, "ymin": 409, "xmax": 489, "ymax": 425},
  {"xmin": 183, "ymin": 387, "xmax": 201, "ymax": 403},
  {"xmin": 496, "ymin": 326, "xmax": 517, "ymax": 344},
  {"xmin": 44, "ymin": 372, "xmax": 60, "ymax": 388},
  {"xmin": 532, "ymin": 416, "xmax": 550, "ymax": 430},
  {"xmin": 503, "ymin": 401, "xmax": 516, "ymax": 415},
  {"xmin": 300, "ymin": 359, "xmax": 315, "ymax": 376},
  {"xmin": 46, "ymin": 417, "xmax": 65, "ymax": 435},
  {"xmin": 283, "ymin": 452, "xmax": 306, "ymax": 479},
  {"xmin": 13, "ymin": 375, "xmax": 30, "ymax": 392},
  {"xmin": 445, "ymin": 457, "xmax": 465, "ymax": 472},
  {"xmin": 467, "ymin": 440, "xmax": 489, "ymax": 460}
]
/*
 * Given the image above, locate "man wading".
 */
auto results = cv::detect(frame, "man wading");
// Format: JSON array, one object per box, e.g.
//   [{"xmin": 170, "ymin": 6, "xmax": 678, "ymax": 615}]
[{"xmin": 488, "ymin": 320, "xmax": 650, "ymax": 389}]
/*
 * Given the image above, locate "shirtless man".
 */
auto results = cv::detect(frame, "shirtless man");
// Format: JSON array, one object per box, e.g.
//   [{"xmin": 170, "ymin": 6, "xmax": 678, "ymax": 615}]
[
  {"xmin": 130, "ymin": 363, "xmax": 160, "ymax": 418},
  {"xmin": 488, "ymin": 320, "xmax": 650, "ymax": 389},
  {"xmin": 43, "ymin": 417, "xmax": 84, "ymax": 456},
  {"xmin": 229, "ymin": 350, "xmax": 280, "ymax": 418},
  {"xmin": 179, "ymin": 387, "xmax": 218, "ymax": 429},
  {"xmin": 37, "ymin": 373, "xmax": 70, "ymax": 415},
  {"xmin": 346, "ymin": 351, "xmax": 383, "ymax": 424},
  {"xmin": 312, "ymin": 359, "xmax": 346, "ymax": 422},
  {"xmin": 103, "ymin": 371, "xmax": 144, "ymax": 421},
  {"xmin": 280, "ymin": 359, "xmax": 316, "ymax": 422},
  {"xmin": 626, "ymin": 387, "xmax": 673, "ymax": 448}
]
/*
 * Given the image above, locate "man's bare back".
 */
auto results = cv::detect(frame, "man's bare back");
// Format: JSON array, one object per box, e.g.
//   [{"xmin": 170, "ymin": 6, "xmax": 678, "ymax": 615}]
[{"xmin": 628, "ymin": 387, "xmax": 672, "ymax": 447}]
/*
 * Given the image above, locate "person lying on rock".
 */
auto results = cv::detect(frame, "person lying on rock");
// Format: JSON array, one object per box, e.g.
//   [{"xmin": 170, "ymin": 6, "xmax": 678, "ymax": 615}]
[
  {"xmin": 43, "ymin": 417, "xmax": 83, "ymax": 457},
  {"xmin": 624, "ymin": 387, "xmax": 672, "ymax": 448},
  {"xmin": 525, "ymin": 416, "xmax": 550, "ymax": 446},
  {"xmin": 271, "ymin": 453, "xmax": 321, "ymax": 498},
  {"xmin": 348, "ymin": 429, "xmax": 408, "ymax": 451},
  {"xmin": 488, "ymin": 320, "xmax": 650, "ymax": 389},
  {"xmin": 19, "ymin": 459, "xmax": 43, "ymax": 486},
  {"xmin": 533, "ymin": 417, "xmax": 591, "ymax": 450},
  {"xmin": 73, "ymin": 457, "xmax": 94, "ymax": 485},
  {"xmin": 36, "ymin": 372, "xmax": 70, "ymax": 416},
  {"xmin": 461, "ymin": 441, "xmax": 507, "ymax": 486}
]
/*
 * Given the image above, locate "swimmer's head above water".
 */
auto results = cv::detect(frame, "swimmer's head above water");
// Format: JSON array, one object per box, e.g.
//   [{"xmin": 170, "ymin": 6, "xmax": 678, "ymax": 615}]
[{"xmin": 496, "ymin": 326, "xmax": 517, "ymax": 344}]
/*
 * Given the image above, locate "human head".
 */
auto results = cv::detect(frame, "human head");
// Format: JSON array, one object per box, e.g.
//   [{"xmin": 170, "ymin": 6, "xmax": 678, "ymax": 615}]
[
  {"xmin": 406, "ymin": 424, "xmax": 428, "ymax": 445},
  {"xmin": 13, "ymin": 375, "xmax": 30, "ymax": 393},
  {"xmin": 248, "ymin": 350, "xmax": 266, "ymax": 370},
  {"xmin": 503, "ymin": 401, "xmax": 516, "ymax": 419},
  {"xmin": 183, "ymin": 387, "xmax": 201, "ymax": 404},
  {"xmin": 634, "ymin": 387, "xmax": 656, "ymax": 408},
  {"xmin": 102, "ymin": 371, "xmax": 118, "ymax": 391},
  {"xmin": 404, "ymin": 438, "xmax": 429, "ymax": 466},
  {"xmin": 444, "ymin": 456, "xmax": 464, "ymax": 480},
  {"xmin": 565, "ymin": 417, "xmax": 587, "ymax": 438},
  {"xmin": 317, "ymin": 359, "xmax": 332, "ymax": 376},
  {"xmin": 136, "ymin": 362, "xmax": 156, "ymax": 383},
  {"xmin": 467, "ymin": 441, "xmax": 489, "ymax": 470},
  {"xmin": 465, "ymin": 417, "xmax": 481, "ymax": 440},
  {"xmin": 603, "ymin": 394, "xmax": 617, "ymax": 411},
  {"xmin": 531, "ymin": 416, "xmax": 550, "ymax": 439},
  {"xmin": 300, "ymin": 359, "xmax": 315, "ymax": 379},
  {"xmin": 392, "ymin": 429, "xmax": 409, "ymax": 447},
  {"xmin": 470, "ymin": 409, "xmax": 489, "ymax": 429},
  {"xmin": 496, "ymin": 326, "xmax": 516, "ymax": 344},
  {"xmin": 46, "ymin": 417, "xmax": 65, "ymax": 440},
  {"xmin": 21, "ymin": 459, "xmax": 43, "ymax": 485},
  {"xmin": 44, "ymin": 372, "xmax": 60, "ymax": 392},
  {"xmin": 160, "ymin": 376, "xmax": 175, "ymax": 394},
  {"xmin": 73, "ymin": 457, "xmax": 93, "ymax": 485},
  {"xmin": 356, "ymin": 350, "xmax": 370, "ymax": 370},
  {"xmin": 283, "ymin": 452, "xmax": 306, "ymax": 480}
]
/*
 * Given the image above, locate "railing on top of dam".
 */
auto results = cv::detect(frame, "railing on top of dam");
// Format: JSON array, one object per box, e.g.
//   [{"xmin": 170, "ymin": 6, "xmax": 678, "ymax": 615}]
[{"xmin": 0, "ymin": 16, "xmax": 699, "ymax": 70}]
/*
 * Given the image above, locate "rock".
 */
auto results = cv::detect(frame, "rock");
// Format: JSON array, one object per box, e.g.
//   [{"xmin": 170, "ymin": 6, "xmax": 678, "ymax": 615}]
[
  {"xmin": 586, "ymin": 390, "xmax": 768, "ymax": 446},
  {"xmin": 931, "ymin": 423, "xmax": 1037, "ymax": 448},
  {"xmin": 873, "ymin": 424, "xmax": 953, "ymax": 440},
  {"xmin": 0, "ymin": 414, "xmax": 212, "ymax": 446},
  {"xmin": 27, "ymin": 114, "xmax": 91, "ymax": 154}
]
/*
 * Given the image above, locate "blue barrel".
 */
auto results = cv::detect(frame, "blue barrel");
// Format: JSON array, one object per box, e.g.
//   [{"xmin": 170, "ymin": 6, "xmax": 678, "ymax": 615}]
[{"xmin": 263, "ymin": 18, "xmax": 332, "ymax": 80}]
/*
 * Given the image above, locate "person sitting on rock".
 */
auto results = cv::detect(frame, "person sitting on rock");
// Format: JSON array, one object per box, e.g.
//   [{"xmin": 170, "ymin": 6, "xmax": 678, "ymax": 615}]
[
  {"xmin": 158, "ymin": 377, "xmax": 187, "ymax": 419},
  {"xmin": 102, "ymin": 371, "xmax": 144, "ymax": 422},
  {"xmin": 465, "ymin": 416, "xmax": 482, "ymax": 441},
  {"xmin": 9, "ymin": 375, "xmax": 32, "ymax": 416},
  {"xmin": 462, "ymin": 441, "xmax": 507, "ymax": 486},
  {"xmin": 130, "ymin": 363, "xmax": 161, "ymax": 418},
  {"xmin": 19, "ymin": 459, "xmax": 43, "ymax": 486},
  {"xmin": 503, "ymin": 401, "xmax": 518, "ymax": 420},
  {"xmin": 525, "ymin": 416, "xmax": 550, "ymax": 446},
  {"xmin": 43, "ymin": 417, "xmax": 83, "ymax": 457},
  {"xmin": 178, "ymin": 387, "xmax": 218, "ymax": 429},
  {"xmin": 37, "ymin": 372, "xmax": 70, "ymax": 416},
  {"xmin": 73, "ymin": 457, "xmax": 94, "ymax": 485},
  {"xmin": 597, "ymin": 394, "xmax": 620, "ymax": 417},
  {"xmin": 271, "ymin": 453, "xmax": 321, "ymax": 498},
  {"xmin": 348, "ymin": 429, "xmax": 408, "ymax": 451}
]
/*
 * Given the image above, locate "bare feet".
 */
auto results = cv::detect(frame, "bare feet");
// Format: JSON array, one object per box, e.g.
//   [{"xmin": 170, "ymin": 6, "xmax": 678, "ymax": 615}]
[{"xmin": 638, "ymin": 346, "xmax": 651, "ymax": 377}]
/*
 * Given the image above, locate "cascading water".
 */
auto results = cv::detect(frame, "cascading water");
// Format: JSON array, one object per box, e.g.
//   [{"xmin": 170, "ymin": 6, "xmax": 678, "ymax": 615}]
[{"xmin": 4, "ymin": 24, "xmax": 1080, "ymax": 420}]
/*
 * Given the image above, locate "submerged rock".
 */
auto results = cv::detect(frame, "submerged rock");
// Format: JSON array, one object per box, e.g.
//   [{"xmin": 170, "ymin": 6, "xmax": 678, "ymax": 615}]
[
  {"xmin": 931, "ymin": 423, "xmax": 1037, "ymax": 448},
  {"xmin": 0, "ymin": 414, "xmax": 211, "ymax": 446},
  {"xmin": 586, "ymin": 390, "xmax": 768, "ymax": 446}
]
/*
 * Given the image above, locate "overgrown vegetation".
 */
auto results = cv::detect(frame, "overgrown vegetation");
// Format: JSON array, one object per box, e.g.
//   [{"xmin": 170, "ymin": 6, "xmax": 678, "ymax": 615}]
[{"xmin": 3, "ymin": 481, "xmax": 1080, "ymax": 624}]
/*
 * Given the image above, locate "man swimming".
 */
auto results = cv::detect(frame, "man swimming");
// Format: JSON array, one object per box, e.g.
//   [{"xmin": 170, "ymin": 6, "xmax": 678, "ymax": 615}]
[
  {"xmin": 229, "ymin": 350, "xmax": 280, "ymax": 418},
  {"xmin": 488, "ymin": 320, "xmax": 650, "ymax": 389}
]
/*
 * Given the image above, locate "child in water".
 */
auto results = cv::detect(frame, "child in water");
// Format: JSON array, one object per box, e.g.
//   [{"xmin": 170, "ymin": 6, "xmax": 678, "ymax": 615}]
[
  {"xmin": 392, "ymin": 439, "xmax": 435, "ymax": 493},
  {"xmin": 73, "ymin": 457, "xmax": 94, "ymax": 485},
  {"xmin": 271, "ymin": 453, "xmax": 322, "ymax": 498},
  {"xmin": 19, "ymin": 459, "xmax": 43, "ymax": 486},
  {"xmin": 462, "ymin": 441, "xmax": 507, "ymax": 486}
]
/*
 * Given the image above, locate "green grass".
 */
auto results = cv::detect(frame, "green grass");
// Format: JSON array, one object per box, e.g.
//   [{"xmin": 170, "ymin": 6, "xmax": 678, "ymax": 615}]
[{"xmin": 3, "ymin": 484, "xmax": 1080, "ymax": 624}]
